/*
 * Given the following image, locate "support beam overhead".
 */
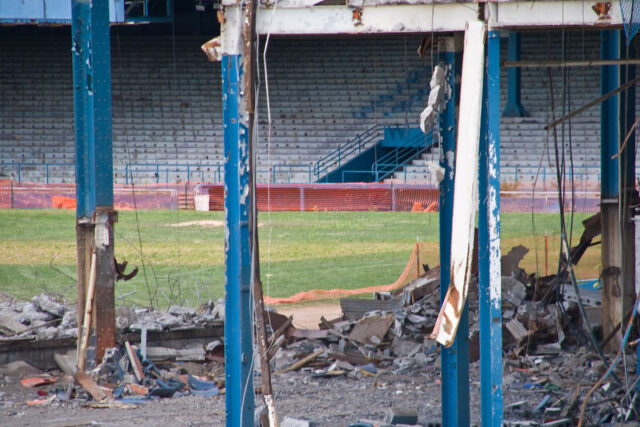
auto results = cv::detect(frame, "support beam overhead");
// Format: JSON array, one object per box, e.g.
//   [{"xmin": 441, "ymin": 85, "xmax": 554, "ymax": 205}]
[{"xmin": 220, "ymin": 0, "xmax": 623, "ymax": 37}]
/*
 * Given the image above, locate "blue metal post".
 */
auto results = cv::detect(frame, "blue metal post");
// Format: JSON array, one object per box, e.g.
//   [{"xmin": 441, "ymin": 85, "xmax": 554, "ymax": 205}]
[
  {"xmin": 72, "ymin": 0, "xmax": 116, "ymax": 361},
  {"xmin": 601, "ymin": 30, "xmax": 620, "ymax": 199},
  {"xmin": 600, "ymin": 30, "xmax": 622, "ymax": 350},
  {"xmin": 479, "ymin": 30, "xmax": 503, "ymax": 427},
  {"xmin": 222, "ymin": 54, "xmax": 254, "ymax": 426},
  {"xmin": 620, "ymin": 46, "xmax": 636, "ymax": 191},
  {"xmin": 619, "ymin": 36, "xmax": 638, "ymax": 359},
  {"xmin": 438, "ymin": 34, "xmax": 469, "ymax": 427},
  {"xmin": 503, "ymin": 32, "xmax": 527, "ymax": 117}
]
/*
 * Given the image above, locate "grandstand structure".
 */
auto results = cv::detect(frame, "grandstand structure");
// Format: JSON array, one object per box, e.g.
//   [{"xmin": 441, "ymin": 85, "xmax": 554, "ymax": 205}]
[
  {"xmin": 2, "ymin": 1, "xmax": 639, "ymax": 427},
  {"xmin": 1, "ymin": 24, "xmax": 635, "ymax": 186}
]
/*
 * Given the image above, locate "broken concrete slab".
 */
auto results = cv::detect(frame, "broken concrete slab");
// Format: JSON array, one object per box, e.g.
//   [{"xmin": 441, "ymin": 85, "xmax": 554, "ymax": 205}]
[
  {"xmin": 348, "ymin": 314, "xmax": 394, "ymax": 345},
  {"xmin": 0, "ymin": 309, "xmax": 29, "ymax": 335},
  {"xmin": 503, "ymin": 276, "xmax": 527, "ymax": 308},
  {"xmin": 32, "ymin": 294, "xmax": 65, "ymax": 317},
  {"xmin": 18, "ymin": 302, "xmax": 56, "ymax": 323}
]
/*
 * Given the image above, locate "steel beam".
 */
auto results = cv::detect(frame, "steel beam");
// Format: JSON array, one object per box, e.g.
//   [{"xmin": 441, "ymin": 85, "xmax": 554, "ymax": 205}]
[
  {"xmin": 503, "ymin": 32, "xmax": 527, "ymax": 117},
  {"xmin": 437, "ymin": 34, "xmax": 469, "ymax": 427},
  {"xmin": 71, "ymin": 0, "xmax": 116, "ymax": 364},
  {"xmin": 600, "ymin": 30, "xmax": 623, "ymax": 351},
  {"xmin": 479, "ymin": 29, "xmax": 503, "ymax": 427},
  {"xmin": 619, "ymin": 38, "xmax": 638, "ymax": 356},
  {"xmin": 221, "ymin": 28, "xmax": 255, "ymax": 426}
]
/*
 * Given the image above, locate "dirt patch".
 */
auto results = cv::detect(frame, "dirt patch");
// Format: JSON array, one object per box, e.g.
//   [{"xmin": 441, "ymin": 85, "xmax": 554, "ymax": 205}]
[
  {"xmin": 166, "ymin": 220, "xmax": 265, "ymax": 228},
  {"xmin": 166, "ymin": 220, "xmax": 224, "ymax": 227},
  {"xmin": 276, "ymin": 303, "xmax": 342, "ymax": 330}
]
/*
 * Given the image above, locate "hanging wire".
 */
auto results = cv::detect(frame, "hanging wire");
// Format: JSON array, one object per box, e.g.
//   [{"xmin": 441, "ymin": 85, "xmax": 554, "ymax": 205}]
[
  {"xmin": 262, "ymin": 0, "xmax": 279, "ymax": 305},
  {"xmin": 114, "ymin": 26, "xmax": 159, "ymax": 309},
  {"xmin": 170, "ymin": 0, "xmax": 183, "ymax": 302}
]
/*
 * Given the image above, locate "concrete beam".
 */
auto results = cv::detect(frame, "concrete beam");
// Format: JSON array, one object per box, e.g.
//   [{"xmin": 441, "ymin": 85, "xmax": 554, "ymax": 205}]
[{"xmin": 219, "ymin": 0, "xmax": 623, "ymax": 37}]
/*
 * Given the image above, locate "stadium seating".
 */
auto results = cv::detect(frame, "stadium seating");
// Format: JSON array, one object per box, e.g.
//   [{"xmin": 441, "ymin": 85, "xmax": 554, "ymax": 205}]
[{"xmin": 0, "ymin": 28, "xmax": 637, "ymax": 185}]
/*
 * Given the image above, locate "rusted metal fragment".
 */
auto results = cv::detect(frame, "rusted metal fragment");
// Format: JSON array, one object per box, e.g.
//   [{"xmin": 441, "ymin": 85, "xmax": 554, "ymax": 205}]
[
  {"xmin": 429, "ymin": 21, "xmax": 486, "ymax": 347},
  {"xmin": 340, "ymin": 298, "xmax": 403, "ymax": 320},
  {"xmin": 125, "ymin": 341, "xmax": 144, "ymax": 383},
  {"xmin": 201, "ymin": 36, "xmax": 222, "ymax": 62}
]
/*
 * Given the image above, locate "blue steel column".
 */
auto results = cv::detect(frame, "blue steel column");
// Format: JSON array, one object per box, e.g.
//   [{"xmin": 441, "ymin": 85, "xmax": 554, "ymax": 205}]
[
  {"xmin": 502, "ymin": 32, "xmax": 527, "ymax": 117},
  {"xmin": 72, "ymin": 0, "xmax": 116, "ymax": 361},
  {"xmin": 601, "ymin": 30, "xmax": 619, "ymax": 200},
  {"xmin": 221, "ymin": 53, "xmax": 254, "ymax": 425},
  {"xmin": 479, "ymin": 30, "xmax": 503, "ymax": 427},
  {"xmin": 600, "ymin": 30, "xmax": 622, "ymax": 351},
  {"xmin": 438, "ymin": 35, "xmax": 469, "ymax": 427}
]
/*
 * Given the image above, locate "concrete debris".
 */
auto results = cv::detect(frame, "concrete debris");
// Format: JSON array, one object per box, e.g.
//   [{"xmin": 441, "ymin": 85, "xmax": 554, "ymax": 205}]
[
  {"xmin": 0, "ymin": 294, "xmax": 225, "ymax": 341},
  {"xmin": 348, "ymin": 314, "xmax": 394, "ymax": 344},
  {"xmin": 503, "ymin": 276, "xmax": 528, "ymax": 308},
  {"xmin": 385, "ymin": 408, "xmax": 419, "ymax": 425},
  {"xmin": 281, "ymin": 416, "xmax": 311, "ymax": 427},
  {"xmin": 420, "ymin": 64, "xmax": 450, "ymax": 134},
  {"xmin": 32, "ymin": 294, "xmax": 65, "ymax": 317}
]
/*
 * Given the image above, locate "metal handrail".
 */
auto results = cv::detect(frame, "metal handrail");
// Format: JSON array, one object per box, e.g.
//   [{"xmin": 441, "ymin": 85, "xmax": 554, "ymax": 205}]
[
  {"xmin": 271, "ymin": 163, "xmax": 312, "ymax": 183},
  {"xmin": 0, "ymin": 161, "xmax": 74, "ymax": 184},
  {"xmin": 372, "ymin": 131, "xmax": 433, "ymax": 181},
  {"xmin": 124, "ymin": 163, "xmax": 223, "ymax": 184},
  {"xmin": 313, "ymin": 124, "xmax": 386, "ymax": 179}
]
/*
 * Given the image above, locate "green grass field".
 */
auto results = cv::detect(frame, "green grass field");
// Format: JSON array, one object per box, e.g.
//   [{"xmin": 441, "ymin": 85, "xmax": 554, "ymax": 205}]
[{"xmin": 0, "ymin": 209, "xmax": 600, "ymax": 308}]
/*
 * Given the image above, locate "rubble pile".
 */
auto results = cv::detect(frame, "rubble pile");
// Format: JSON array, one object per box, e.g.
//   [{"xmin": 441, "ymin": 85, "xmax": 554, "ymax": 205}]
[
  {"xmin": 10, "ymin": 342, "xmax": 221, "ymax": 410},
  {"xmin": 0, "ymin": 292, "xmax": 225, "ymax": 341},
  {"xmin": 262, "ymin": 238, "xmax": 638, "ymax": 425}
]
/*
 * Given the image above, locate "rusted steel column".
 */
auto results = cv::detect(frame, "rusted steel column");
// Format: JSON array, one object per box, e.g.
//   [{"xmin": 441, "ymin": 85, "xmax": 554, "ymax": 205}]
[
  {"xmin": 72, "ymin": 0, "xmax": 116, "ymax": 365},
  {"xmin": 600, "ymin": 29, "xmax": 636, "ymax": 351},
  {"xmin": 93, "ymin": 209, "xmax": 116, "ymax": 360}
]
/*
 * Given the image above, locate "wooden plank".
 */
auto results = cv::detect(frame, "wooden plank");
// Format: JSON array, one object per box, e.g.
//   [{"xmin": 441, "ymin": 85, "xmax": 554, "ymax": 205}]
[
  {"xmin": 274, "ymin": 348, "xmax": 324, "ymax": 375},
  {"xmin": 125, "ymin": 341, "xmax": 144, "ymax": 383},
  {"xmin": 74, "ymin": 371, "xmax": 109, "ymax": 402}
]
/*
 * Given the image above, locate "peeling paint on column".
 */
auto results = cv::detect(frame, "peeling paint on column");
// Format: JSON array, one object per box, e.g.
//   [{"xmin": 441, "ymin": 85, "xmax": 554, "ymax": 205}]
[
  {"xmin": 430, "ymin": 21, "xmax": 486, "ymax": 348},
  {"xmin": 446, "ymin": 150, "xmax": 455, "ymax": 180}
]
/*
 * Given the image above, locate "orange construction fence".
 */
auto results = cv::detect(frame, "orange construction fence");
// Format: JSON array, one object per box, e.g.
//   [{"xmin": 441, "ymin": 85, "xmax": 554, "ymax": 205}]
[
  {"xmin": 263, "ymin": 243, "xmax": 424, "ymax": 304},
  {"xmin": 0, "ymin": 180, "xmax": 10, "ymax": 209},
  {"xmin": 201, "ymin": 183, "xmax": 439, "ymax": 212}
]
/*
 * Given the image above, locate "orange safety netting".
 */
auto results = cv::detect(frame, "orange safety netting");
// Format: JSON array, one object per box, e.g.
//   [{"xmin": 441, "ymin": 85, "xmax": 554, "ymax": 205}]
[
  {"xmin": 263, "ymin": 243, "xmax": 422, "ymax": 305},
  {"xmin": 51, "ymin": 195, "xmax": 77, "ymax": 209},
  {"xmin": 0, "ymin": 180, "xmax": 10, "ymax": 208}
]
